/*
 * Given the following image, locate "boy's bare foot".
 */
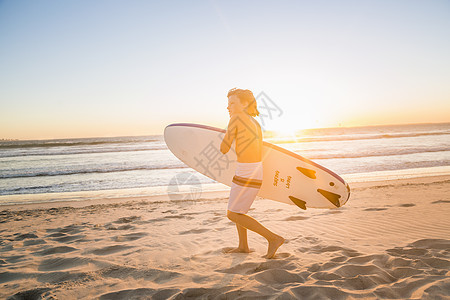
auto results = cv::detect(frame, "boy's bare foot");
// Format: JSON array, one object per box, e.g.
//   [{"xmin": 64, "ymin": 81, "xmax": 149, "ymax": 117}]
[
  {"xmin": 265, "ymin": 235, "xmax": 285, "ymax": 259},
  {"xmin": 224, "ymin": 247, "xmax": 251, "ymax": 253}
]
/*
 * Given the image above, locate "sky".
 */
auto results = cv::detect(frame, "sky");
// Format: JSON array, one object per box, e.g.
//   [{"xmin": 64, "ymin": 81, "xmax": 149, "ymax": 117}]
[{"xmin": 1, "ymin": 0, "xmax": 449, "ymax": 140}]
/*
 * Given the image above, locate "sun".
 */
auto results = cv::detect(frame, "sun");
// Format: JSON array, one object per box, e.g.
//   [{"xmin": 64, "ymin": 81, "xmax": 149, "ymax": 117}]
[
  {"xmin": 268, "ymin": 116, "xmax": 318, "ymax": 138},
  {"xmin": 273, "ymin": 124, "xmax": 298, "ymax": 137}
]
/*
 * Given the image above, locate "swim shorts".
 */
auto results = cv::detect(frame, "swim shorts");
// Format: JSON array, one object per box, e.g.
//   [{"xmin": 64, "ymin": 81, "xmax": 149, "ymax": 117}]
[{"xmin": 228, "ymin": 161, "xmax": 263, "ymax": 214}]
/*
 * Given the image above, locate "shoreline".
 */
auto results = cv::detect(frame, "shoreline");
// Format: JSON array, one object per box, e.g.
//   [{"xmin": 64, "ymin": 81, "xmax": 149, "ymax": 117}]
[
  {"xmin": 2, "ymin": 174, "xmax": 449, "ymax": 212},
  {"xmin": 2, "ymin": 166, "xmax": 449, "ymax": 207}
]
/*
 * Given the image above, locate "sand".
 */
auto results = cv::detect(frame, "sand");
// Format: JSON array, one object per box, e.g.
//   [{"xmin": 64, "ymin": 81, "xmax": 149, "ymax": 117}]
[{"xmin": 1, "ymin": 176, "xmax": 449, "ymax": 299}]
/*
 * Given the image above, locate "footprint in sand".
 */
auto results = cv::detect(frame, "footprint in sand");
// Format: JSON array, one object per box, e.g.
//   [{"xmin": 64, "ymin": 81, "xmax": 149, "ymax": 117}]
[
  {"xmin": 201, "ymin": 216, "xmax": 222, "ymax": 225},
  {"xmin": 283, "ymin": 215, "xmax": 309, "ymax": 221},
  {"xmin": 431, "ymin": 200, "xmax": 450, "ymax": 204},
  {"xmin": 217, "ymin": 259, "xmax": 294, "ymax": 275},
  {"xmin": 38, "ymin": 257, "xmax": 93, "ymax": 271},
  {"xmin": 23, "ymin": 239, "xmax": 46, "ymax": 246},
  {"xmin": 33, "ymin": 246, "xmax": 78, "ymax": 256},
  {"xmin": 47, "ymin": 224, "xmax": 84, "ymax": 235},
  {"xmin": 364, "ymin": 207, "xmax": 388, "ymax": 211},
  {"xmin": 114, "ymin": 232, "xmax": 148, "ymax": 242},
  {"xmin": 2, "ymin": 255, "xmax": 27, "ymax": 264},
  {"xmin": 114, "ymin": 216, "xmax": 141, "ymax": 224},
  {"xmin": 99, "ymin": 288, "xmax": 178, "ymax": 300},
  {"xmin": 309, "ymin": 245, "xmax": 361, "ymax": 257},
  {"xmin": 98, "ymin": 265, "xmax": 180, "ymax": 283},
  {"xmin": 14, "ymin": 233, "xmax": 39, "ymax": 240},
  {"xmin": 46, "ymin": 232, "xmax": 66, "ymax": 238},
  {"xmin": 52, "ymin": 234, "xmax": 86, "ymax": 243},
  {"xmin": 8, "ymin": 288, "xmax": 52, "ymax": 300},
  {"xmin": 105, "ymin": 224, "xmax": 135, "ymax": 230},
  {"xmin": 179, "ymin": 228, "xmax": 210, "ymax": 235},
  {"xmin": 91, "ymin": 244, "xmax": 134, "ymax": 255},
  {"xmin": 254, "ymin": 268, "xmax": 305, "ymax": 284}
]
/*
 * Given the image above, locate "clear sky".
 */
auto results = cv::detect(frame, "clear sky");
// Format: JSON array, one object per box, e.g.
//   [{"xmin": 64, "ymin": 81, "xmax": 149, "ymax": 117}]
[{"xmin": 1, "ymin": 0, "xmax": 449, "ymax": 139}]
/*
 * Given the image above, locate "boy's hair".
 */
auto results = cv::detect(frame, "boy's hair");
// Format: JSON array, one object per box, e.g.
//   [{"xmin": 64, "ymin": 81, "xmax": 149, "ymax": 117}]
[{"xmin": 227, "ymin": 88, "xmax": 260, "ymax": 117}]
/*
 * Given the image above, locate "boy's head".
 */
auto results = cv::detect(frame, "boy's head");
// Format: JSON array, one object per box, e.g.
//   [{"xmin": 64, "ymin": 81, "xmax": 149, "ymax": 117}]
[{"xmin": 227, "ymin": 88, "xmax": 259, "ymax": 117}]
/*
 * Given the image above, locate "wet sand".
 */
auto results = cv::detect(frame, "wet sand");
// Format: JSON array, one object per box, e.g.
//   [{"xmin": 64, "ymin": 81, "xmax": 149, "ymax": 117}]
[{"xmin": 1, "ymin": 176, "xmax": 449, "ymax": 299}]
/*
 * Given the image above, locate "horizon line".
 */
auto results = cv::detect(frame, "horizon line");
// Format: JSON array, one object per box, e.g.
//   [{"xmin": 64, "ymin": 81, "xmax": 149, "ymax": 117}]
[{"xmin": 2, "ymin": 121, "xmax": 449, "ymax": 142}]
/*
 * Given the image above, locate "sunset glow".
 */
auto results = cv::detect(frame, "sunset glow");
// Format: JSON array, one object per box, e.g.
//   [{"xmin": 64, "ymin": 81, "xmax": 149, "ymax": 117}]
[{"xmin": 1, "ymin": 1, "xmax": 449, "ymax": 140}]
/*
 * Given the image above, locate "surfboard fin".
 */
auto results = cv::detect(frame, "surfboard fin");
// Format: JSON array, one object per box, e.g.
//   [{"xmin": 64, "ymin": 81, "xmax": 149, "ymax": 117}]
[
  {"xmin": 289, "ymin": 196, "xmax": 307, "ymax": 210},
  {"xmin": 317, "ymin": 189, "xmax": 341, "ymax": 208},
  {"xmin": 296, "ymin": 167, "xmax": 316, "ymax": 179}
]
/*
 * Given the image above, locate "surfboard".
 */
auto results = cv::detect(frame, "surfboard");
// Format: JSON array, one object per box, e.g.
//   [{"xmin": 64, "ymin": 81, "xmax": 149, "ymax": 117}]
[{"xmin": 164, "ymin": 123, "xmax": 350, "ymax": 209}]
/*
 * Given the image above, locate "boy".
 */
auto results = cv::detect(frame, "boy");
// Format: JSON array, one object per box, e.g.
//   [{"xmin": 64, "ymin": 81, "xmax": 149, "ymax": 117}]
[{"xmin": 220, "ymin": 88, "xmax": 284, "ymax": 259}]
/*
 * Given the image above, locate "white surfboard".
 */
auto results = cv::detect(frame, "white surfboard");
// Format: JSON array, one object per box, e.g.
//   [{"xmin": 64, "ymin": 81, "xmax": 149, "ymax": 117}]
[{"xmin": 164, "ymin": 123, "xmax": 350, "ymax": 209}]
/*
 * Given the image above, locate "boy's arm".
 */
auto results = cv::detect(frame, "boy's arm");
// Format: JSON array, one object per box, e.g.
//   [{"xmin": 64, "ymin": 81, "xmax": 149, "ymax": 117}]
[{"xmin": 220, "ymin": 116, "xmax": 237, "ymax": 154}]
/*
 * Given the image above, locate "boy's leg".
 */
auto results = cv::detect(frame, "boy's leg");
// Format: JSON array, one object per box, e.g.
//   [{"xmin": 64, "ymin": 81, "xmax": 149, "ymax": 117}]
[
  {"xmin": 227, "ymin": 223, "xmax": 250, "ymax": 253},
  {"xmin": 227, "ymin": 210, "xmax": 284, "ymax": 258},
  {"xmin": 236, "ymin": 224, "xmax": 249, "ymax": 251}
]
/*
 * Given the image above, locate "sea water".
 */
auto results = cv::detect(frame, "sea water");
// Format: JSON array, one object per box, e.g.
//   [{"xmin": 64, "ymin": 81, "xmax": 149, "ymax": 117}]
[{"xmin": 1, "ymin": 123, "xmax": 449, "ymax": 205}]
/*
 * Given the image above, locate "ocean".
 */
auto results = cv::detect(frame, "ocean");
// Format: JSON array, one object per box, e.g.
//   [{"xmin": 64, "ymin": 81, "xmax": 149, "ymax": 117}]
[{"xmin": 1, "ymin": 123, "xmax": 449, "ymax": 206}]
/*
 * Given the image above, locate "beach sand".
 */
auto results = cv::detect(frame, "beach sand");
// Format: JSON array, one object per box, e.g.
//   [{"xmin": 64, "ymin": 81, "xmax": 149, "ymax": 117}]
[{"xmin": 1, "ymin": 176, "xmax": 449, "ymax": 299}]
